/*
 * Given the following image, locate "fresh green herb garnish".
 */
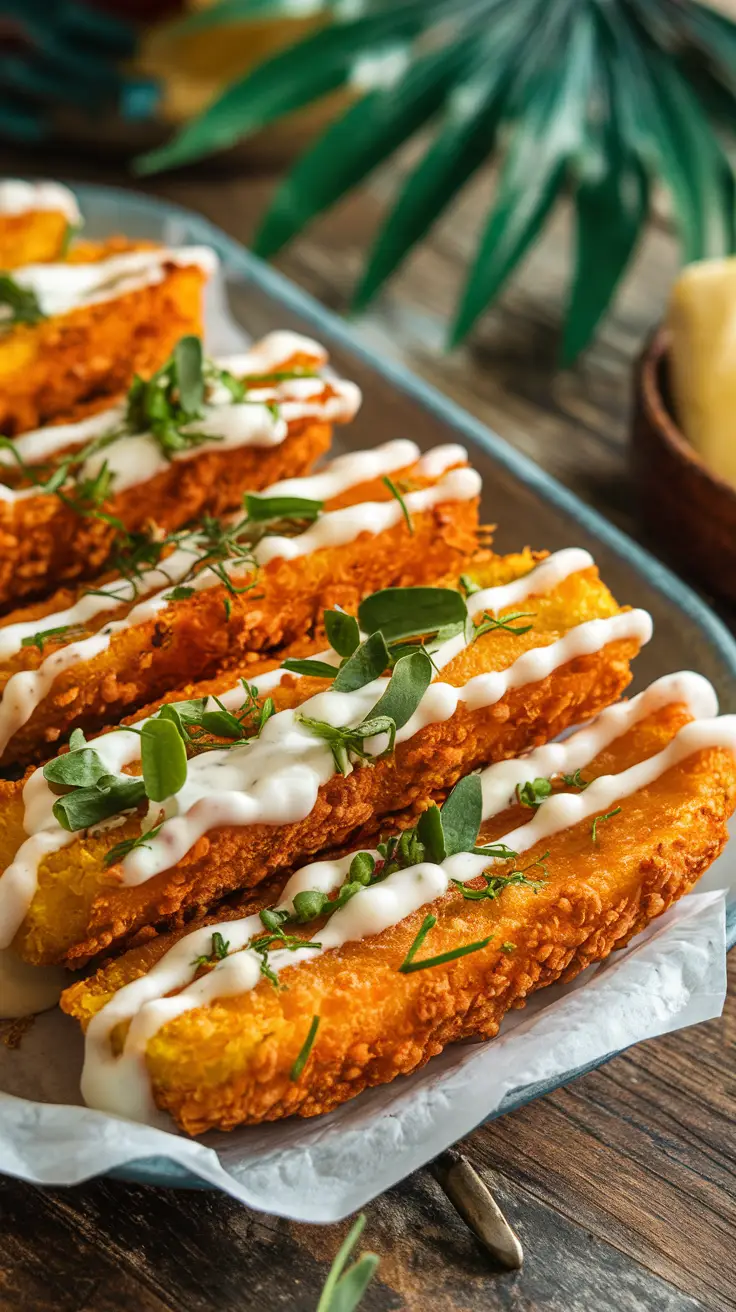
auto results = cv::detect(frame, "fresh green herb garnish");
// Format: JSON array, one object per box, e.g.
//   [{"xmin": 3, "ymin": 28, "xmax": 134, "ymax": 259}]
[
  {"xmin": 297, "ymin": 648, "xmax": 432, "ymax": 774},
  {"xmin": 20, "ymin": 623, "xmax": 88, "ymax": 653},
  {"xmin": 44, "ymin": 680, "xmax": 273, "ymax": 835},
  {"xmin": 164, "ymin": 585, "xmax": 196, "ymax": 603},
  {"xmin": 398, "ymin": 912, "xmax": 493, "ymax": 974},
  {"xmin": 358, "ymin": 585, "xmax": 467, "ymax": 646},
  {"xmin": 140, "ymin": 717, "xmax": 188, "ymax": 802},
  {"xmin": 459, "ymin": 574, "xmax": 481, "ymax": 597},
  {"xmin": 473, "ymin": 610, "xmax": 536, "ymax": 639},
  {"xmin": 382, "ymin": 475, "xmax": 414, "ymax": 534},
  {"xmin": 281, "ymin": 657, "xmax": 342, "ymax": 680},
  {"xmin": 243, "ymin": 492, "xmax": 323, "ymax": 523},
  {"xmin": 104, "ymin": 820, "xmax": 164, "ymax": 869},
  {"xmin": 324, "ymin": 609, "xmax": 360, "ymax": 657},
  {"xmin": 51, "ymin": 773, "xmax": 147, "ymax": 833},
  {"xmin": 501, "ymin": 942, "xmax": 516, "ymax": 954},
  {"xmin": 297, "ymin": 712, "xmax": 397, "ymax": 776},
  {"xmin": 291, "ymin": 1014, "xmax": 321, "ymax": 1081},
  {"xmin": 192, "ymin": 930, "xmax": 231, "ymax": 968},
  {"xmin": 560, "ymin": 768, "xmax": 589, "ymax": 790},
  {"xmin": 591, "ymin": 807, "xmax": 621, "ymax": 843},
  {"xmin": 316, "ymin": 1213, "xmax": 378, "ymax": 1312},
  {"xmin": 0, "ymin": 274, "xmax": 45, "ymax": 327},
  {"xmin": 516, "ymin": 777, "xmax": 553, "ymax": 808}
]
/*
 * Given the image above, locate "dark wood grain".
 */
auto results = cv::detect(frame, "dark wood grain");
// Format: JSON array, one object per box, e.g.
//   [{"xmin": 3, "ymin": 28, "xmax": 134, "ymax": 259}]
[{"xmin": 0, "ymin": 146, "xmax": 734, "ymax": 1312}]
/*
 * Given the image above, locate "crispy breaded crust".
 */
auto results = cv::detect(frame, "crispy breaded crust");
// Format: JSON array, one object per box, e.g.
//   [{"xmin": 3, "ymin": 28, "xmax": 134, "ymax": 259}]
[
  {"xmin": 9, "ymin": 564, "xmax": 639, "ymax": 967},
  {"xmin": 0, "ymin": 210, "xmax": 70, "ymax": 269},
  {"xmin": 0, "ymin": 419, "xmax": 331, "ymax": 614},
  {"xmin": 0, "ymin": 242, "xmax": 207, "ymax": 434},
  {"xmin": 0, "ymin": 469, "xmax": 479, "ymax": 764},
  {"xmin": 62, "ymin": 706, "xmax": 736, "ymax": 1133}
]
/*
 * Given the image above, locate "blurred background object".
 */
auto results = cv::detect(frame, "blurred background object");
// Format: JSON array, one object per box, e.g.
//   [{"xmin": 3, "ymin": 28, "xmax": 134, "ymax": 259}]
[{"xmin": 5, "ymin": 0, "xmax": 736, "ymax": 363}]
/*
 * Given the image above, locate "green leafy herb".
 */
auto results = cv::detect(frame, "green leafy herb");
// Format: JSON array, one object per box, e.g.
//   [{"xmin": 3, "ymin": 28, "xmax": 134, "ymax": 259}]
[
  {"xmin": 175, "ymin": 335, "xmax": 205, "ymax": 415},
  {"xmin": 21, "ymin": 623, "xmax": 88, "ymax": 653},
  {"xmin": 324, "ymin": 609, "xmax": 360, "ymax": 658},
  {"xmin": 51, "ymin": 775, "xmax": 146, "ymax": 833},
  {"xmin": 591, "ymin": 806, "xmax": 621, "ymax": 843},
  {"xmin": 281, "ymin": 657, "xmax": 342, "ymax": 680},
  {"xmin": 366, "ymin": 648, "xmax": 432, "ymax": 730},
  {"xmin": 104, "ymin": 820, "xmax": 164, "ymax": 869},
  {"xmin": 459, "ymin": 574, "xmax": 481, "ymax": 597},
  {"xmin": 474, "ymin": 610, "xmax": 536, "ymax": 639},
  {"xmin": 332, "ymin": 631, "xmax": 391, "ymax": 693},
  {"xmin": 44, "ymin": 741, "xmax": 112, "ymax": 791},
  {"xmin": 316, "ymin": 1213, "xmax": 379, "ymax": 1312},
  {"xmin": 382, "ymin": 475, "xmax": 414, "ymax": 534},
  {"xmin": 398, "ymin": 912, "xmax": 492, "ymax": 974},
  {"xmin": 560, "ymin": 768, "xmax": 589, "ymax": 790},
  {"xmin": 243, "ymin": 492, "xmax": 323, "ymax": 523},
  {"xmin": 158, "ymin": 681, "xmax": 273, "ymax": 750},
  {"xmin": 192, "ymin": 930, "xmax": 231, "ymax": 968},
  {"xmin": 290, "ymin": 1014, "xmax": 321, "ymax": 1081},
  {"xmin": 516, "ymin": 777, "xmax": 553, "ymax": 808},
  {"xmin": 164, "ymin": 585, "xmax": 196, "ymax": 603},
  {"xmin": 140, "ymin": 717, "xmax": 187, "ymax": 802},
  {"xmin": 297, "ymin": 713, "xmax": 396, "ymax": 776},
  {"xmin": 454, "ymin": 848, "xmax": 548, "ymax": 902},
  {"xmin": 358, "ymin": 585, "xmax": 467, "ymax": 645},
  {"xmin": 298, "ymin": 645, "xmax": 433, "ymax": 773},
  {"xmin": 0, "ymin": 274, "xmax": 45, "ymax": 327},
  {"xmin": 501, "ymin": 942, "xmax": 516, "ymax": 954}
]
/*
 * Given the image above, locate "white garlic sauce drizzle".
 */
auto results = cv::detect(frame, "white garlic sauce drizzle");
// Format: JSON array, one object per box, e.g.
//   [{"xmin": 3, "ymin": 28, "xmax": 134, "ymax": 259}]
[
  {"xmin": 0, "ymin": 547, "xmax": 652, "ymax": 952},
  {"xmin": 0, "ymin": 180, "xmax": 81, "ymax": 224},
  {"xmin": 7, "ymin": 245, "xmax": 218, "ymax": 320},
  {"xmin": 78, "ymin": 670, "xmax": 731, "ymax": 1122},
  {"xmin": 0, "ymin": 451, "xmax": 475, "ymax": 750},
  {"xmin": 0, "ymin": 331, "xmax": 362, "ymax": 504}
]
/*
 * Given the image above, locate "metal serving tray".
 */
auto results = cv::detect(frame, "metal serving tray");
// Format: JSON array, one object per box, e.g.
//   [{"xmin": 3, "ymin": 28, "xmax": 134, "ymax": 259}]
[{"xmin": 49, "ymin": 184, "xmax": 736, "ymax": 1187}]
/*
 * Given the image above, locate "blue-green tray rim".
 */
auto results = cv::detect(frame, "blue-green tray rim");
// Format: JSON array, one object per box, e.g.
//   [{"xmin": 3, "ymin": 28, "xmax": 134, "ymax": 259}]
[{"xmin": 50, "ymin": 183, "xmax": 736, "ymax": 1190}]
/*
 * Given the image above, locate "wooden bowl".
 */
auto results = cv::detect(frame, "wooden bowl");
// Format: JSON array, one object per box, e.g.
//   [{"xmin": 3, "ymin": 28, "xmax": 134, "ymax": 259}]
[{"xmin": 632, "ymin": 327, "xmax": 736, "ymax": 603}]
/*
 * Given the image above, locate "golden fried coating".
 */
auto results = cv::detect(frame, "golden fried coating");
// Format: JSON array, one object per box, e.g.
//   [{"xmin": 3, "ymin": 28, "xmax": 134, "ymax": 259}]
[
  {"xmin": 0, "ymin": 418, "xmax": 331, "ymax": 613},
  {"xmin": 62, "ymin": 702, "xmax": 736, "ymax": 1133},
  {"xmin": 6, "ymin": 560, "xmax": 640, "ymax": 967},
  {"xmin": 0, "ymin": 210, "xmax": 70, "ymax": 269},
  {"xmin": 0, "ymin": 457, "xmax": 479, "ymax": 764},
  {"xmin": 0, "ymin": 241, "xmax": 208, "ymax": 434}
]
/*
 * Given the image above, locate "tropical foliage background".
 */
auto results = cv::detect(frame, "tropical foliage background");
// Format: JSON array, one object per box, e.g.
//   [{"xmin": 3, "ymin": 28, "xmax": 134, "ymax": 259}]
[{"xmin": 5, "ymin": 0, "xmax": 736, "ymax": 359}]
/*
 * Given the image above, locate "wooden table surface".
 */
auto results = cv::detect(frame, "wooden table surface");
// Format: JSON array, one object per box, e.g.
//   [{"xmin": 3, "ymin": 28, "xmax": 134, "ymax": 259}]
[{"xmin": 1, "ymin": 148, "xmax": 734, "ymax": 1312}]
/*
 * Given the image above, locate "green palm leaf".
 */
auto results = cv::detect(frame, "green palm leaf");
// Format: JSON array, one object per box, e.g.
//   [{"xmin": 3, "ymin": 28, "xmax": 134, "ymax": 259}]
[
  {"xmin": 450, "ymin": 5, "xmax": 596, "ymax": 346},
  {"xmin": 253, "ymin": 37, "xmax": 474, "ymax": 259},
  {"xmin": 562, "ymin": 15, "xmax": 648, "ymax": 364},
  {"xmin": 353, "ymin": 10, "xmax": 527, "ymax": 311},
  {"xmin": 137, "ymin": 0, "xmax": 736, "ymax": 361},
  {"xmin": 137, "ymin": 2, "xmax": 436, "ymax": 175}
]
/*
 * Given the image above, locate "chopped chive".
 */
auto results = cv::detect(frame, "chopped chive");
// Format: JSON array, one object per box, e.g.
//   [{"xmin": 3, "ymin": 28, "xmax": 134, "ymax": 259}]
[
  {"xmin": 382, "ymin": 475, "xmax": 414, "ymax": 534},
  {"xmin": 290, "ymin": 1014, "xmax": 321, "ymax": 1081},
  {"xmin": 398, "ymin": 913, "xmax": 492, "ymax": 974},
  {"xmin": 591, "ymin": 807, "xmax": 621, "ymax": 843}
]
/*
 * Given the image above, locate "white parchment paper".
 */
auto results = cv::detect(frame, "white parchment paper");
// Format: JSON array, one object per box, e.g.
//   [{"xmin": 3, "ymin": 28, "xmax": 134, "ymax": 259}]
[
  {"xmin": 0, "ymin": 870, "xmax": 730, "ymax": 1221},
  {"xmin": 0, "ymin": 273, "xmax": 732, "ymax": 1221}
]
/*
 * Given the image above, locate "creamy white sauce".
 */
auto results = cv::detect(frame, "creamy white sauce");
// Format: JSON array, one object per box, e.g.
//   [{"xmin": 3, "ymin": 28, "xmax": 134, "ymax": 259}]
[
  {"xmin": 8, "ymin": 246, "xmax": 218, "ymax": 320},
  {"xmin": 0, "ymin": 180, "xmax": 80, "ymax": 224},
  {"xmin": 78, "ymin": 672, "xmax": 733, "ymax": 1123},
  {"xmin": 0, "ymin": 947, "xmax": 68, "ymax": 1019},
  {"xmin": 0, "ymin": 333, "xmax": 362, "ymax": 504},
  {"xmin": 0, "ymin": 547, "xmax": 652, "ymax": 951},
  {"xmin": 0, "ymin": 453, "xmax": 476, "ymax": 752}
]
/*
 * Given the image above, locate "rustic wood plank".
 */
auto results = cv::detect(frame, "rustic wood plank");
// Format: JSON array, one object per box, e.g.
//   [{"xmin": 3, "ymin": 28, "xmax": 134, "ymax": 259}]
[
  {"xmin": 0, "ymin": 1168, "xmax": 710, "ymax": 1312},
  {"xmin": 0, "ymin": 146, "xmax": 733, "ymax": 1312}
]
